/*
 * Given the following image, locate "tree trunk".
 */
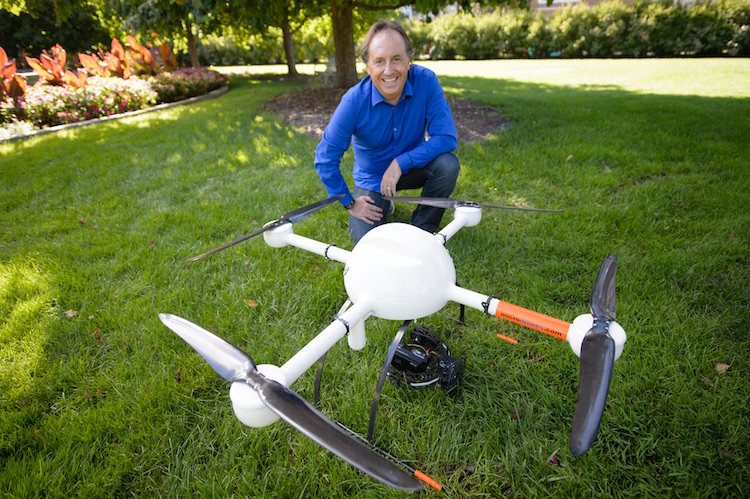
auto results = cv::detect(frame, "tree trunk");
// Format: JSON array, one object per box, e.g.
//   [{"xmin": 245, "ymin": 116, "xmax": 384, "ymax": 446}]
[
  {"xmin": 331, "ymin": 0, "xmax": 358, "ymax": 89},
  {"xmin": 281, "ymin": 4, "xmax": 298, "ymax": 78},
  {"xmin": 185, "ymin": 19, "xmax": 200, "ymax": 68}
]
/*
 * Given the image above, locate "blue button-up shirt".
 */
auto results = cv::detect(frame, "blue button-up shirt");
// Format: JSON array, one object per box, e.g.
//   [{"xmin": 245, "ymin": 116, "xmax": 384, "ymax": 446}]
[{"xmin": 314, "ymin": 64, "xmax": 458, "ymax": 207}]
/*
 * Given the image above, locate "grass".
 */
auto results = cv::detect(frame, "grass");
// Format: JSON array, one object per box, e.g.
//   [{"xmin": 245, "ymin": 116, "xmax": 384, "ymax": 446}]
[{"xmin": 1, "ymin": 59, "xmax": 749, "ymax": 497}]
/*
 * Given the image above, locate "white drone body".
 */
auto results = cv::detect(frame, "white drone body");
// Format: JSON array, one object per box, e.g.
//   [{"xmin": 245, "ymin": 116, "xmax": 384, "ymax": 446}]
[{"xmin": 229, "ymin": 205, "xmax": 626, "ymax": 430}]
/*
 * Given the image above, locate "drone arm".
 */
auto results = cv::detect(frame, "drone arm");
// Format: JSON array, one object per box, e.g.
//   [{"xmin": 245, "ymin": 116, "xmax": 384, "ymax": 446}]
[
  {"xmin": 436, "ymin": 206, "xmax": 483, "ymax": 244},
  {"xmin": 280, "ymin": 299, "xmax": 373, "ymax": 385},
  {"xmin": 447, "ymin": 285, "xmax": 571, "ymax": 340},
  {"xmin": 263, "ymin": 223, "xmax": 351, "ymax": 264}
]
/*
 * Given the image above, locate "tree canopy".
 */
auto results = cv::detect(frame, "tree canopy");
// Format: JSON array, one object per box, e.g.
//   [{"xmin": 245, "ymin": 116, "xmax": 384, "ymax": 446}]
[{"xmin": 2, "ymin": 0, "xmax": 535, "ymax": 85}]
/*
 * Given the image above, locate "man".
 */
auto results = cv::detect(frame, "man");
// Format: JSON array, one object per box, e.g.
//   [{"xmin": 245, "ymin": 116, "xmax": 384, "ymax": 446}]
[{"xmin": 314, "ymin": 20, "xmax": 460, "ymax": 243}]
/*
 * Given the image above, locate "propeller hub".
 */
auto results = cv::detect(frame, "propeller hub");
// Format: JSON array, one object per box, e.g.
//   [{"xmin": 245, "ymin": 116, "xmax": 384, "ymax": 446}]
[
  {"xmin": 344, "ymin": 223, "xmax": 456, "ymax": 320},
  {"xmin": 229, "ymin": 364, "xmax": 286, "ymax": 427}
]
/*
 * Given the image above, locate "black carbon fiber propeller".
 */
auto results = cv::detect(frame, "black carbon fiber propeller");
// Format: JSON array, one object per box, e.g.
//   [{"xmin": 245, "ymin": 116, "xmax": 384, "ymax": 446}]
[
  {"xmin": 569, "ymin": 254, "xmax": 617, "ymax": 455},
  {"xmin": 383, "ymin": 196, "xmax": 563, "ymax": 213},
  {"xmin": 158, "ymin": 313, "xmax": 421, "ymax": 492},
  {"xmin": 186, "ymin": 194, "xmax": 344, "ymax": 262}
]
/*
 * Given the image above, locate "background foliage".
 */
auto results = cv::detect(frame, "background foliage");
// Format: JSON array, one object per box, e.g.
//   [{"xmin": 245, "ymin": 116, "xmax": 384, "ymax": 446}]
[
  {"xmin": 411, "ymin": 0, "xmax": 750, "ymax": 59},
  {"xmin": 196, "ymin": 0, "xmax": 750, "ymax": 64},
  {"xmin": 2, "ymin": 0, "xmax": 749, "ymax": 68},
  {"xmin": 0, "ymin": 0, "xmax": 110, "ymax": 59}
]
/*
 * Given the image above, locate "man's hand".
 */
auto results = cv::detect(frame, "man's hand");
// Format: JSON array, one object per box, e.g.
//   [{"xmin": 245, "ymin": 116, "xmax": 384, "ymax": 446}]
[
  {"xmin": 348, "ymin": 196, "xmax": 383, "ymax": 225},
  {"xmin": 380, "ymin": 159, "xmax": 402, "ymax": 197}
]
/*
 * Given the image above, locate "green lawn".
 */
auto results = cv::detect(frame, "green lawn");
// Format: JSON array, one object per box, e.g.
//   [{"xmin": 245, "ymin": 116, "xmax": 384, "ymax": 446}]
[{"xmin": 1, "ymin": 59, "xmax": 749, "ymax": 497}]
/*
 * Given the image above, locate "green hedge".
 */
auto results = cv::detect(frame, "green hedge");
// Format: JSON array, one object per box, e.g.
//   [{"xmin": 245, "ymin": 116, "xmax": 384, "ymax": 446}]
[
  {"xmin": 178, "ymin": 0, "xmax": 749, "ymax": 65},
  {"xmin": 406, "ymin": 0, "xmax": 749, "ymax": 59}
]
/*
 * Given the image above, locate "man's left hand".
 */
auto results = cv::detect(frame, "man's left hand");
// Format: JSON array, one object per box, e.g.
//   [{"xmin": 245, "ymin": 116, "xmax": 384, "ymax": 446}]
[{"xmin": 380, "ymin": 159, "xmax": 402, "ymax": 197}]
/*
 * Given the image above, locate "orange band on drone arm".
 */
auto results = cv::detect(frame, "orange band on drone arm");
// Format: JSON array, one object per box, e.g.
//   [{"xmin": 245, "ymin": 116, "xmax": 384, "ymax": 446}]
[
  {"xmin": 414, "ymin": 470, "xmax": 442, "ymax": 491},
  {"xmin": 493, "ymin": 299, "xmax": 570, "ymax": 341}
]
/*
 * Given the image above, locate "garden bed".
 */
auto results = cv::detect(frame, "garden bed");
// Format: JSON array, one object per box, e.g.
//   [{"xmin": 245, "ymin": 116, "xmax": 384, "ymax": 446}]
[
  {"xmin": 1, "ymin": 84, "xmax": 228, "ymax": 143},
  {"xmin": 1, "ymin": 67, "xmax": 229, "ymax": 142}
]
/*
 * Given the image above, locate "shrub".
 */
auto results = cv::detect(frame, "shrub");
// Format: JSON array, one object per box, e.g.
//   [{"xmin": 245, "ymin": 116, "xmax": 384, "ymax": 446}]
[
  {"xmin": 405, "ymin": 0, "xmax": 750, "ymax": 59},
  {"xmin": 1, "ymin": 76, "xmax": 157, "ymax": 127},
  {"xmin": 1, "ymin": 68, "xmax": 227, "ymax": 130},
  {"xmin": 198, "ymin": 34, "xmax": 252, "ymax": 66},
  {"xmin": 150, "ymin": 67, "xmax": 227, "ymax": 103}
]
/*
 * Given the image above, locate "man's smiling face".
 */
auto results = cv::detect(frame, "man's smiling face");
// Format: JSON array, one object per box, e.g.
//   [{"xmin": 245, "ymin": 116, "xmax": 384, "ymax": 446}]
[{"xmin": 366, "ymin": 28, "xmax": 410, "ymax": 106}]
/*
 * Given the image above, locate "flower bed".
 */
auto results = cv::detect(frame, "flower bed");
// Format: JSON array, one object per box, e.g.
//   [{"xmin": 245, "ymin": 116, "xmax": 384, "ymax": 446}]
[{"xmin": 1, "ymin": 67, "xmax": 228, "ymax": 138}]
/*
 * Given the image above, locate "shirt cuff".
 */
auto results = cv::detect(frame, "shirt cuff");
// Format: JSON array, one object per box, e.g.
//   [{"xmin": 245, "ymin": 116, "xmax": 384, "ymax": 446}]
[
  {"xmin": 396, "ymin": 152, "xmax": 413, "ymax": 174},
  {"xmin": 340, "ymin": 193, "xmax": 354, "ymax": 207}
]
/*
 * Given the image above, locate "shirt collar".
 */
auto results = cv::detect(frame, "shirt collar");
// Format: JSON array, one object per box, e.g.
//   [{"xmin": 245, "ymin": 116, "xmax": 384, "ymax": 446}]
[{"xmin": 369, "ymin": 71, "xmax": 414, "ymax": 107}]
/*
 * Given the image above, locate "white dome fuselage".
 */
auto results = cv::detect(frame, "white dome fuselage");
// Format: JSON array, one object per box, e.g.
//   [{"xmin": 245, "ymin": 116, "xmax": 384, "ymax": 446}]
[{"xmin": 343, "ymin": 223, "xmax": 456, "ymax": 320}]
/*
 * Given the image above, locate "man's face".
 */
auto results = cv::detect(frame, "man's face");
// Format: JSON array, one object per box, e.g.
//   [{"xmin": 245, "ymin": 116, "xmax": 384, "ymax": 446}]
[{"xmin": 366, "ymin": 29, "xmax": 410, "ymax": 105}]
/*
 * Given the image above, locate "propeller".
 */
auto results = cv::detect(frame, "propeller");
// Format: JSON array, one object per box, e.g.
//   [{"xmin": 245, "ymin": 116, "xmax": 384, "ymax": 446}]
[
  {"xmin": 186, "ymin": 194, "xmax": 344, "ymax": 262},
  {"xmin": 569, "ymin": 254, "xmax": 617, "ymax": 455},
  {"xmin": 383, "ymin": 196, "xmax": 563, "ymax": 213},
  {"xmin": 158, "ymin": 313, "xmax": 421, "ymax": 492}
]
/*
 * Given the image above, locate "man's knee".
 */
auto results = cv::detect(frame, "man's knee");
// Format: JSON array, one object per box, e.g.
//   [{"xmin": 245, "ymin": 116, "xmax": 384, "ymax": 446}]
[{"xmin": 432, "ymin": 152, "xmax": 460, "ymax": 183}]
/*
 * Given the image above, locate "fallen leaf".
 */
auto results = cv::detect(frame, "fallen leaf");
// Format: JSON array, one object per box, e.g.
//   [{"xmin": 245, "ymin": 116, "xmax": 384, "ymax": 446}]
[
  {"xmin": 88, "ymin": 315, "xmax": 94, "ymax": 320},
  {"xmin": 96, "ymin": 388, "xmax": 107, "ymax": 396},
  {"xmin": 148, "ymin": 241, "xmax": 155, "ymax": 247},
  {"xmin": 549, "ymin": 455, "xmax": 560, "ymax": 465},
  {"xmin": 724, "ymin": 449, "xmax": 736, "ymax": 458},
  {"xmin": 244, "ymin": 299, "xmax": 258, "ymax": 308},
  {"xmin": 174, "ymin": 371, "xmax": 181, "ymax": 383},
  {"xmin": 701, "ymin": 377, "xmax": 714, "ymax": 387},
  {"xmin": 92, "ymin": 224, "xmax": 98, "ymax": 230},
  {"xmin": 84, "ymin": 391, "xmax": 91, "ymax": 400},
  {"xmin": 92, "ymin": 329, "xmax": 103, "ymax": 346},
  {"xmin": 64, "ymin": 309, "xmax": 78, "ymax": 318},
  {"xmin": 566, "ymin": 154, "xmax": 574, "ymax": 162},
  {"xmin": 716, "ymin": 363, "xmax": 729, "ymax": 374},
  {"xmin": 79, "ymin": 218, "xmax": 86, "ymax": 225},
  {"xmin": 511, "ymin": 409, "xmax": 523, "ymax": 421}
]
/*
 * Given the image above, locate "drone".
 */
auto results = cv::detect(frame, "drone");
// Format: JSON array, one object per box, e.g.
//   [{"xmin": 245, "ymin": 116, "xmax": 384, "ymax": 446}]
[{"xmin": 159, "ymin": 195, "xmax": 627, "ymax": 492}]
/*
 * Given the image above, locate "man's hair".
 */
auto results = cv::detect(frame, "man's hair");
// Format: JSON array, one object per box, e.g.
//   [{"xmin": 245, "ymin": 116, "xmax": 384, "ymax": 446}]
[{"xmin": 360, "ymin": 20, "xmax": 414, "ymax": 64}]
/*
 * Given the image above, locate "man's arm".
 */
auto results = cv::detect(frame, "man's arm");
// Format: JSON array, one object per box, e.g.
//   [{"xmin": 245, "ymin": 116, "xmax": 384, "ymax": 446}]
[
  {"xmin": 314, "ymin": 95, "xmax": 357, "ymax": 207},
  {"xmin": 315, "ymin": 94, "xmax": 384, "ymax": 225},
  {"xmin": 394, "ymin": 72, "xmax": 458, "ymax": 174}
]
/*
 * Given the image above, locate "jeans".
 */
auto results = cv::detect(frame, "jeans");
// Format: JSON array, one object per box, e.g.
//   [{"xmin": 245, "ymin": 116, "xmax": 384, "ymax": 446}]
[{"xmin": 349, "ymin": 152, "xmax": 460, "ymax": 243}]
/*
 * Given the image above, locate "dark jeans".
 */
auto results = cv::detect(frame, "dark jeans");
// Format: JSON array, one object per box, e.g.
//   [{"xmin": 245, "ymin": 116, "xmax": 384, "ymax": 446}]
[{"xmin": 349, "ymin": 152, "xmax": 460, "ymax": 243}]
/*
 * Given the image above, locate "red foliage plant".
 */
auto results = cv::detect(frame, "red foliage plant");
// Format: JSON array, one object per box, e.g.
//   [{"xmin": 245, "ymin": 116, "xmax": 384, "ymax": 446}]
[
  {"xmin": 1, "ymin": 46, "xmax": 28, "ymax": 99},
  {"xmin": 79, "ymin": 38, "xmax": 131, "ymax": 79},
  {"xmin": 78, "ymin": 34, "xmax": 178, "ymax": 80},
  {"xmin": 25, "ymin": 44, "xmax": 87, "ymax": 88}
]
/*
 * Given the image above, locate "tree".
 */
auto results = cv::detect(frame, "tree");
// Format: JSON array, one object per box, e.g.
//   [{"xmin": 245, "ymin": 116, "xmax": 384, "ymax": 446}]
[
  {"xmin": 104, "ymin": 0, "xmax": 222, "ymax": 68},
  {"xmin": 221, "ymin": 0, "xmax": 324, "ymax": 78},
  {"xmin": 328, "ymin": 0, "xmax": 530, "ymax": 89},
  {"xmin": 1, "ymin": 0, "xmax": 109, "ymax": 58}
]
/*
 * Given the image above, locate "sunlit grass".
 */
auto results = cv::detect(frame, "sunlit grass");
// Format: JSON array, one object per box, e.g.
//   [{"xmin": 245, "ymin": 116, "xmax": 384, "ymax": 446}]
[{"xmin": 1, "ymin": 62, "xmax": 748, "ymax": 497}]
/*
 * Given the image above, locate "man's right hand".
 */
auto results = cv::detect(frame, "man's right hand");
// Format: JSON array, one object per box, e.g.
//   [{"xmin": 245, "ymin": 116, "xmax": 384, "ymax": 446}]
[{"xmin": 348, "ymin": 196, "xmax": 383, "ymax": 225}]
